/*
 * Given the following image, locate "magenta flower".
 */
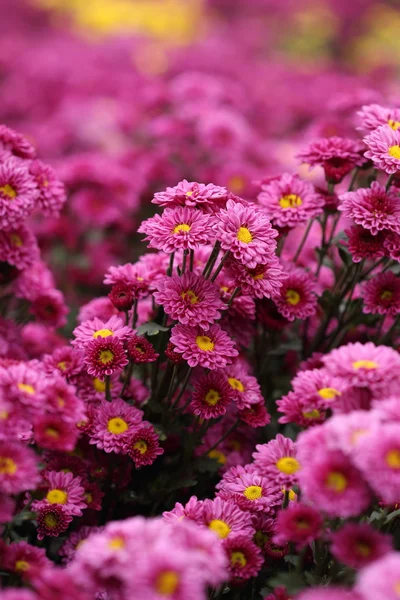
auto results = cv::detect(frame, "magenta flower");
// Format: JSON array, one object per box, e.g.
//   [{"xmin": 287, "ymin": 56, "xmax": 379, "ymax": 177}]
[
  {"xmin": 213, "ymin": 199, "xmax": 278, "ymax": 268},
  {"xmin": 258, "ymin": 174, "xmax": 324, "ymax": 228},
  {"xmin": 33, "ymin": 471, "xmax": 86, "ymax": 517},
  {"xmin": 163, "ymin": 496, "xmax": 205, "ymax": 524},
  {"xmin": 331, "ymin": 523, "xmax": 391, "ymax": 569},
  {"xmin": 253, "ymin": 434, "xmax": 300, "ymax": 487},
  {"xmin": 362, "ymin": 272, "xmax": 400, "ymax": 316},
  {"xmin": 29, "ymin": 159, "xmax": 66, "ymax": 217},
  {"xmin": 223, "ymin": 535, "xmax": 263, "ymax": 580},
  {"xmin": 201, "ymin": 496, "xmax": 254, "ymax": 539},
  {"xmin": 36, "ymin": 504, "xmax": 72, "ymax": 540},
  {"xmin": 273, "ymin": 267, "xmax": 318, "ymax": 321},
  {"xmin": 357, "ymin": 103, "xmax": 400, "ymax": 134},
  {"xmin": 0, "ymin": 441, "xmax": 40, "ymax": 494},
  {"xmin": 217, "ymin": 466, "xmax": 281, "ymax": 513},
  {"xmin": 89, "ymin": 399, "xmax": 143, "ymax": 453},
  {"xmin": 190, "ymin": 371, "xmax": 232, "ymax": 419},
  {"xmin": 227, "ymin": 256, "xmax": 285, "ymax": 299},
  {"xmin": 72, "ymin": 315, "xmax": 132, "ymax": 349},
  {"xmin": 224, "ymin": 362, "xmax": 263, "ymax": 410},
  {"xmin": 127, "ymin": 423, "xmax": 164, "ymax": 467},
  {"xmin": 238, "ymin": 402, "xmax": 271, "ymax": 428},
  {"xmin": 33, "ymin": 415, "xmax": 78, "ymax": 452},
  {"xmin": 0, "ymin": 157, "xmax": 39, "ymax": 230},
  {"xmin": 274, "ymin": 503, "xmax": 323, "ymax": 549},
  {"xmin": 345, "ymin": 226, "xmax": 386, "ymax": 263},
  {"xmin": 59, "ymin": 526, "xmax": 102, "ymax": 564},
  {"xmin": 0, "ymin": 224, "xmax": 40, "ymax": 269},
  {"xmin": 4, "ymin": 541, "xmax": 51, "ymax": 578},
  {"xmin": 297, "ymin": 137, "xmax": 365, "ymax": 183},
  {"xmin": 339, "ymin": 182, "xmax": 400, "ymax": 235},
  {"xmin": 170, "ymin": 323, "xmax": 238, "ymax": 369},
  {"xmin": 364, "ymin": 124, "xmax": 400, "ymax": 174},
  {"xmin": 84, "ymin": 336, "xmax": 128, "ymax": 379},
  {"xmin": 357, "ymin": 552, "xmax": 400, "ymax": 600},
  {"xmin": 127, "ymin": 335, "xmax": 159, "ymax": 364},
  {"xmin": 152, "ymin": 179, "xmax": 227, "ymax": 211},
  {"xmin": 0, "ymin": 125, "xmax": 36, "ymax": 159},
  {"xmin": 384, "ymin": 232, "xmax": 400, "ymax": 261}
]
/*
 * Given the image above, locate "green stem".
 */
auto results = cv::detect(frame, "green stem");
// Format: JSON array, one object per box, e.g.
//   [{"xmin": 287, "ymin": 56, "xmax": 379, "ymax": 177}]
[
  {"xmin": 199, "ymin": 420, "xmax": 239, "ymax": 457},
  {"xmin": 105, "ymin": 375, "xmax": 112, "ymax": 402},
  {"xmin": 167, "ymin": 252, "xmax": 175, "ymax": 276},
  {"xmin": 348, "ymin": 167, "xmax": 359, "ymax": 191},
  {"xmin": 170, "ymin": 368, "xmax": 193, "ymax": 411},
  {"xmin": 189, "ymin": 249, "xmax": 194, "ymax": 272},
  {"xmin": 203, "ymin": 241, "xmax": 221, "ymax": 278},
  {"xmin": 181, "ymin": 250, "xmax": 189, "ymax": 275},
  {"xmin": 210, "ymin": 251, "xmax": 230, "ymax": 282},
  {"xmin": 132, "ymin": 299, "xmax": 139, "ymax": 330},
  {"xmin": 386, "ymin": 173, "xmax": 395, "ymax": 191},
  {"xmin": 226, "ymin": 287, "xmax": 240, "ymax": 307},
  {"xmin": 293, "ymin": 219, "xmax": 313, "ymax": 263}
]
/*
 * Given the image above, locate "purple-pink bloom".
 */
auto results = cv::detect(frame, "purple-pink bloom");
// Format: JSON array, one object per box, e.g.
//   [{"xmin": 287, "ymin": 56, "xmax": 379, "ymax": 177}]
[
  {"xmin": 362, "ymin": 271, "xmax": 400, "ymax": 316},
  {"xmin": 364, "ymin": 124, "xmax": 400, "ymax": 174},
  {"xmin": 339, "ymin": 182, "xmax": 400, "ymax": 235},
  {"xmin": 72, "ymin": 315, "xmax": 132, "ymax": 349},
  {"xmin": 89, "ymin": 399, "xmax": 143, "ymax": 454},
  {"xmin": 273, "ymin": 267, "xmax": 318, "ymax": 321},
  {"xmin": 331, "ymin": 523, "xmax": 392, "ymax": 569},
  {"xmin": 274, "ymin": 503, "xmax": 323, "ymax": 549},
  {"xmin": 297, "ymin": 137, "xmax": 365, "ymax": 183},
  {"xmin": 170, "ymin": 323, "xmax": 238, "ymax": 369}
]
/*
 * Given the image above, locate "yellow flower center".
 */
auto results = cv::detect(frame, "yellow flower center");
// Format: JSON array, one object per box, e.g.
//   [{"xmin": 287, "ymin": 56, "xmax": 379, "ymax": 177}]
[
  {"xmin": 45, "ymin": 427, "xmax": 60, "ymax": 438},
  {"xmin": 0, "ymin": 411, "xmax": 9, "ymax": 420},
  {"xmin": 57, "ymin": 361, "xmax": 67, "ymax": 371},
  {"xmin": 46, "ymin": 489, "xmax": 68, "ymax": 504},
  {"xmin": 209, "ymin": 519, "xmax": 231, "ymax": 539},
  {"xmin": 231, "ymin": 551, "xmax": 247, "ymax": 568},
  {"xmin": 107, "ymin": 417, "xmax": 129, "ymax": 434},
  {"xmin": 295, "ymin": 518, "xmax": 310, "ymax": 530},
  {"xmin": 388, "ymin": 119, "xmax": 400, "ymax": 131},
  {"xmin": 93, "ymin": 377, "xmax": 106, "ymax": 392},
  {"xmin": 279, "ymin": 194, "xmax": 302, "ymax": 209},
  {"xmin": 133, "ymin": 440, "xmax": 148, "ymax": 454},
  {"xmin": 386, "ymin": 449, "xmax": 400, "ymax": 469},
  {"xmin": 108, "ymin": 536, "xmax": 125, "ymax": 550},
  {"xmin": 0, "ymin": 184, "xmax": 17, "ymax": 198},
  {"xmin": 15, "ymin": 560, "xmax": 30, "ymax": 572},
  {"xmin": 276, "ymin": 457, "xmax": 300, "ymax": 475},
  {"xmin": 204, "ymin": 389, "xmax": 221, "ymax": 405},
  {"xmin": 0, "ymin": 457, "xmax": 17, "ymax": 474},
  {"xmin": 388, "ymin": 145, "xmax": 400, "ymax": 159},
  {"xmin": 156, "ymin": 571, "xmax": 180, "ymax": 596},
  {"xmin": 186, "ymin": 190, "xmax": 193, "ymax": 196},
  {"xmin": 356, "ymin": 542, "xmax": 371, "ymax": 557},
  {"xmin": 228, "ymin": 377, "xmax": 244, "ymax": 392},
  {"xmin": 173, "ymin": 223, "xmax": 191, "ymax": 234},
  {"xmin": 44, "ymin": 514, "xmax": 58, "ymax": 528},
  {"xmin": 237, "ymin": 226, "xmax": 253, "ymax": 244},
  {"xmin": 85, "ymin": 493, "xmax": 93, "ymax": 504},
  {"xmin": 243, "ymin": 485, "xmax": 262, "ymax": 500},
  {"xmin": 326, "ymin": 471, "xmax": 348, "ymax": 492},
  {"xmin": 181, "ymin": 289, "xmax": 198, "ymax": 304},
  {"xmin": 282, "ymin": 487, "xmax": 297, "ymax": 501},
  {"xmin": 208, "ymin": 449, "xmax": 226, "ymax": 464},
  {"xmin": 17, "ymin": 383, "xmax": 35, "ymax": 395},
  {"xmin": 93, "ymin": 328, "xmax": 114, "ymax": 339},
  {"xmin": 9, "ymin": 234, "xmax": 23, "ymax": 247},
  {"xmin": 352, "ymin": 360, "xmax": 378, "ymax": 370},
  {"xmin": 196, "ymin": 335, "xmax": 214, "ymax": 352},
  {"xmin": 229, "ymin": 175, "xmax": 246, "ymax": 194},
  {"xmin": 380, "ymin": 290, "xmax": 393, "ymax": 300},
  {"xmin": 302, "ymin": 409, "xmax": 321, "ymax": 419},
  {"xmin": 99, "ymin": 350, "xmax": 114, "ymax": 364},
  {"xmin": 318, "ymin": 387, "xmax": 341, "ymax": 400},
  {"xmin": 286, "ymin": 289, "xmax": 301, "ymax": 305},
  {"xmin": 254, "ymin": 530, "xmax": 269, "ymax": 546}
]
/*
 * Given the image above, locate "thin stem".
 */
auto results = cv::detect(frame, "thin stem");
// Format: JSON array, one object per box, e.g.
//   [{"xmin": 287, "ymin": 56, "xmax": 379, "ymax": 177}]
[
  {"xmin": 189, "ymin": 249, "xmax": 194, "ymax": 272},
  {"xmin": 380, "ymin": 314, "xmax": 400, "ymax": 345},
  {"xmin": 200, "ymin": 420, "xmax": 239, "ymax": 457},
  {"xmin": 121, "ymin": 363, "xmax": 134, "ymax": 398},
  {"xmin": 181, "ymin": 250, "xmax": 189, "ymax": 275},
  {"xmin": 202, "ymin": 241, "xmax": 221, "ymax": 278},
  {"xmin": 167, "ymin": 252, "xmax": 175, "ymax": 277},
  {"xmin": 276, "ymin": 232, "xmax": 287, "ymax": 257},
  {"xmin": 132, "ymin": 299, "xmax": 139, "ymax": 330},
  {"xmin": 315, "ymin": 213, "xmax": 328, "ymax": 277},
  {"xmin": 293, "ymin": 220, "xmax": 313, "ymax": 263},
  {"xmin": 386, "ymin": 173, "xmax": 395, "ymax": 191},
  {"xmin": 105, "ymin": 375, "xmax": 112, "ymax": 402},
  {"xmin": 348, "ymin": 167, "xmax": 359, "ymax": 191},
  {"xmin": 226, "ymin": 287, "xmax": 240, "ymax": 307},
  {"xmin": 170, "ymin": 368, "xmax": 193, "ymax": 411},
  {"xmin": 210, "ymin": 251, "xmax": 230, "ymax": 282},
  {"xmin": 165, "ymin": 364, "xmax": 178, "ymax": 404}
]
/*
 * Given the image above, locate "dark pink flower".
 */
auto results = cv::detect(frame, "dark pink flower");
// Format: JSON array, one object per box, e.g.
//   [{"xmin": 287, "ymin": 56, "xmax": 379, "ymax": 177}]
[
  {"xmin": 345, "ymin": 226, "xmax": 386, "ymax": 263},
  {"xmin": 127, "ymin": 423, "xmax": 164, "ymax": 467},
  {"xmin": 170, "ymin": 323, "xmax": 238, "ymax": 369},
  {"xmin": 153, "ymin": 179, "xmax": 227, "ymax": 211},
  {"xmin": 273, "ymin": 267, "xmax": 317, "ymax": 321},
  {"xmin": 84, "ymin": 336, "xmax": 128, "ymax": 379},
  {"xmin": 36, "ymin": 504, "xmax": 73, "ymax": 540},
  {"xmin": 298, "ymin": 137, "xmax": 365, "ymax": 183},
  {"xmin": 0, "ymin": 157, "xmax": 39, "ymax": 230},
  {"xmin": 364, "ymin": 124, "xmax": 400, "ymax": 174},
  {"xmin": 32, "ymin": 471, "xmax": 86, "ymax": 517},
  {"xmin": 339, "ymin": 182, "xmax": 400, "ymax": 235},
  {"xmin": 274, "ymin": 503, "xmax": 323, "ymax": 549},
  {"xmin": 127, "ymin": 335, "xmax": 159, "ymax": 364},
  {"xmin": 29, "ymin": 160, "xmax": 66, "ymax": 217},
  {"xmin": 331, "ymin": 523, "xmax": 391, "ymax": 568},
  {"xmin": 89, "ymin": 399, "xmax": 143, "ymax": 453},
  {"xmin": 223, "ymin": 535, "xmax": 263, "ymax": 580},
  {"xmin": 190, "ymin": 371, "xmax": 232, "ymax": 419},
  {"xmin": 362, "ymin": 271, "xmax": 400, "ymax": 316}
]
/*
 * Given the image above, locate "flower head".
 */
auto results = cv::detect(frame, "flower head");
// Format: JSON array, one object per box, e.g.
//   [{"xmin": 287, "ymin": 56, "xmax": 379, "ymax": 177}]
[
  {"xmin": 0, "ymin": 125, "xmax": 36, "ymax": 159},
  {"xmin": 298, "ymin": 137, "xmax": 365, "ymax": 183},
  {"xmin": 357, "ymin": 552, "xmax": 400, "ymax": 600},
  {"xmin": 72, "ymin": 315, "xmax": 132, "ymax": 349},
  {"xmin": 217, "ymin": 465, "xmax": 282, "ymax": 513},
  {"xmin": 170, "ymin": 323, "xmax": 238, "ymax": 369},
  {"xmin": 364, "ymin": 124, "xmax": 400, "ymax": 174},
  {"xmin": 331, "ymin": 523, "xmax": 391, "ymax": 569},
  {"xmin": 89, "ymin": 399, "xmax": 143, "ymax": 453},
  {"xmin": 273, "ymin": 267, "xmax": 318, "ymax": 322},
  {"xmin": 36, "ymin": 504, "xmax": 72, "ymax": 540},
  {"xmin": 29, "ymin": 159, "xmax": 66, "ymax": 217},
  {"xmin": 253, "ymin": 434, "xmax": 300, "ymax": 487},
  {"xmin": 345, "ymin": 226, "xmax": 387, "ymax": 263},
  {"xmin": 0, "ymin": 225, "xmax": 40, "ymax": 270},
  {"xmin": 127, "ymin": 423, "xmax": 164, "ymax": 467},
  {"xmin": 0, "ymin": 442, "xmax": 40, "ymax": 494},
  {"xmin": 153, "ymin": 180, "xmax": 227, "ymax": 211},
  {"xmin": 4, "ymin": 541, "xmax": 50, "ymax": 578},
  {"xmin": 223, "ymin": 535, "xmax": 263, "ymax": 581},
  {"xmin": 127, "ymin": 335, "xmax": 159, "ymax": 364},
  {"xmin": 0, "ymin": 157, "xmax": 39, "ymax": 230},
  {"xmin": 339, "ymin": 182, "xmax": 400, "ymax": 235},
  {"xmin": 201, "ymin": 496, "xmax": 254, "ymax": 539},
  {"xmin": 32, "ymin": 471, "xmax": 86, "ymax": 517},
  {"xmin": 357, "ymin": 104, "xmax": 400, "ymax": 134},
  {"xmin": 190, "ymin": 371, "xmax": 232, "ymax": 419},
  {"xmin": 274, "ymin": 503, "xmax": 323, "ymax": 549},
  {"xmin": 227, "ymin": 256, "xmax": 285, "ymax": 299},
  {"xmin": 84, "ymin": 336, "xmax": 128, "ymax": 379},
  {"xmin": 362, "ymin": 272, "xmax": 400, "ymax": 316}
]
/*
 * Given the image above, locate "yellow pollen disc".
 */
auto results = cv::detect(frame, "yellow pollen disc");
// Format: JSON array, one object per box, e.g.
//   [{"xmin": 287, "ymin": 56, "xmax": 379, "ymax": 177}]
[
  {"xmin": 93, "ymin": 328, "xmax": 114, "ymax": 339},
  {"xmin": 46, "ymin": 489, "xmax": 68, "ymax": 504},
  {"xmin": 276, "ymin": 457, "xmax": 300, "ymax": 475},
  {"xmin": 9, "ymin": 234, "xmax": 23, "ymax": 247},
  {"xmin": 229, "ymin": 175, "xmax": 246, "ymax": 194},
  {"xmin": 108, "ymin": 536, "xmax": 125, "ymax": 550},
  {"xmin": 209, "ymin": 519, "xmax": 231, "ymax": 539},
  {"xmin": 237, "ymin": 226, "xmax": 253, "ymax": 244},
  {"xmin": 286, "ymin": 289, "xmax": 301, "ymax": 305},
  {"xmin": 352, "ymin": 360, "xmax": 378, "ymax": 370},
  {"xmin": 17, "ymin": 382, "xmax": 35, "ymax": 395},
  {"xmin": 208, "ymin": 449, "xmax": 226, "ymax": 464},
  {"xmin": 302, "ymin": 409, "xmax": 321, "ymax": 419},
  {"xmin": 133, "ymin": 440, "xmax": 148, "ymax": 454},
  {"xmin": 252, "ymin": 272, "xmax": 264, "ymax": 281},
  {"xmin": 107, "ymin": 417, "xmax": 129, "ymax": 434},
  {"xmin": 0, "ymin": 457, "xmax": 17, "ymax": 475},
  {"xmin": 386, "ymin": 449, "xmax": 400, "ymax": 469},
  {"xmin": 156, "ymin": 571, "xmax": 180, "ymax": 596},
  {"xmin": 85, "ymin": 493, "xmax": 93, "ymax": 504},
  {"xmin": 0, "ymin": 411, "xmax": 9, "ymax": 420},
  {"xmin": 173, "ymin": 223, "xmax": 191, "ymax": 234},
  {"xmin": 326, "ymin": 471, "xmax": 348, "ymax": 492},
  {"xmin": 220, "ymin": 286, "xmax": 229, "ymax": 293},
  {"xmin": 196, "ymin": 335, "xmax": 214, "ymax": 352},
  {"xmin": 99, "ymin": 349, "xmax": 114, "ymax": 364},
  {"xmin": 0, "ymin": 184, "xmax": 17, "ymax": 198},
  {"xmin": 388, "ymin": 120, "xmax": 400, "ymax": 131},
  {"xmin": 93, "ymin": 378, "xmax": 106, "ymax": 392},
  {"xmin": 57, "ymin": 361, "xmax": 67, "ymax": 371},
  {"xmin": 15, "ymin": 560, "xmax": 30, "ymax": 572},
  {"xmin": 295, "ymin": 518, "xmax": 310, "ymax": 530},
  {"xmin": 45, "ymin": 427, "xmax": 60, "ymax": 438},
  {"xmin": 44, "ymin": 514, "xmax": 58, "ymax": 528},
  {"xmin": 231, "ymin": 551, "xmax": 247, "ymax": 568},
  {"xmin": 388, "ymin": 145, "xmax": 400, "ymax": 159},
  {"xmin": 380, "ymin": 290, "xmax": 393, "ymax": 300},
  {"xmin": 228, "ymin": 377, "xmax": 245, "ymax": 392},
  {"xmin": 254, "ymin": 530, "xmax": 269, "ymax": 546},
  {"xmin": 243, "ymin": 485, "xmax": 262, "ymax": 500},
  {"xmin": 181, "ymin": 289, "xmax": 198, "ymax": 304},
  {"xmin": 186, "ymin": 190, "xmax": 193, "ymax": 196},
  {"xmin": 318, "ymin": 387, "xmax": 341, "ymax": 400},
  {"xmin": 229, "ymin": 440, "xmax": 241, "ymax": 451},
  {"xmin": 356, "ymin": 542, "xmax": 371, "ymax": 557},
  {"xmin": 279, "ymin": 194, "xmax": 303, "ymax": 209},
  {"xmin": 204, "ymin": 389, "xmax": 221, "ymax": 406}
]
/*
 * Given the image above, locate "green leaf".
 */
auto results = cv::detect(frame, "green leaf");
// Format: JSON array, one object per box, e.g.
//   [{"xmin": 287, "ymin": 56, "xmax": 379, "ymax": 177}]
[
  {"xmin": 137, "ymin": 322, "xmax": 169, "ymax": 336},
  {"xmin": 338, "ymin": 246, "xmax": 353, "ymax": 267},
  {"xmin": 267, "ymin": 572, "xmax": 305, "ymax": 594},
  {"xmin": 385, "ymin": 508, "xmax": 400, "ymax": 523}
]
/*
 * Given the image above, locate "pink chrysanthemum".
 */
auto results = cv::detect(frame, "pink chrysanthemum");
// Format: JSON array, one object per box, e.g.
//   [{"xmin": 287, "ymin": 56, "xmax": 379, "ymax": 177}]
[
  {"xmin": 238, "ymin": 402, "xmax": 271, "ymax": 427},
  {"xmin": 274, "ymin": 503, "xmax": 323, "ymax": 549},
  {"xmin": 383, "ymin": 232, "xmax": 400, "ymax": 261},
  {"xmin": 152, "ymin": 180, "xmax": 227, "ymax": 211},
  {"xmin": 29, "ymin": 288, "xmax": 68, "ymax": 329},
  {"xmin": 357, "ymin": 104, "xmax": 400, "ymax": 134},
  {"xmin": 362, "ymin": 272, "xmax": 400, "ymax": 316},
  {"xmin": 297, "ymin": 137, "xmax": 365, "ymax": 183},
  {"xmin": 217, "ymin": 466, "xmax": 281, "ymax": 513},
  {"xmin": 36, "ymin": 504, "xmax": 72, "ymax": 540},
  {"xmin": 127, "ymin": 335, "xmax": 159, "ymax": 364},
  {"xmin": 0, "ymin": 225, "xmax": 40, "ymax": 270},
  {"xmin": 89, "ymin": 399, "xmax": 143, "ymax": 453},
  {"xmin": 356, "ymin": 552, "xmax": 400, "ymax": 600},
  {"xmin": 253, "ymin": 435, "xmax": 300, "ymax": 487},
  {"xmin": 201, "ymin": 497, "xmax": 254, "ymax": 539},
  {"xmin": 345, "ymin": 226, "xmax": 386, "ymax": 263},
  {"xmin": 4, "ymin": 541, "xmax": 51, "ymax": 577},
  {"xmin": 273, "ymin": 267, "xmax": 317, "ymax": 321},
  {"xmin": 33, "ymin": 471, "xmax": 86, "ymax": 517},
  {"xmin": 223, "ymin": 535, "xmax": 263, "ymax": 581},
  {"xmin": 138, "ymin": 206, "xmax": 212, "ymax": 253},
  {"xmin": 0, "ymin": 157, "xmax": 39, "ymax": 230},
  {"xmin": 29, "ymin": 160, "xmax": 66, "ymax": 217},
  {"xmin": 364, "ymin": 124, "xmax": 400, "ymax": 174},
  {"xmin": 223, "ymin": 363, "xmax": 263, "ymax": 410},
  {"xmin": 170, "ymin": 323, "xmax": 238, "ymax": 369},
  {"xmin": 330, "ymin": 523, "xmax": 391, "ymax": 569},
  {"xmin": 33, "ymin": 415, "xmax": 78, "ymax": 452},
  {"xmin": 59, "ymin": 526, "xmax": 102, "ymax": 564},
  {"xmin": 0, "ymin": 125, "xmax": 36, "ymax": 159},
  {"xmin": 190, "ymin": 371, "xmax": 232, "ymax": 419},
  {"xmin": 84, "ymin": 336, "xmax": 128, "ymax": 379},
  {"xmin": 127, "ymin": 423, "xmax": 164, "ymax": 467},
  {"xmin": 297, "ymin": 589, "xmax": 362, "ymax": 600},
  {"xmin": 0, "ymin": 441, "xmax": 40, "ymax": 494},
  {"xmin": 72, "ymin": 315, "xmax": 132, "ymax": 349},
  {"xmin": 163, "ymin": 496, "xmax": 205, "ymax": 524},
  {"xmin": 42, "ymin": 346, "xmax": 84, "ymax": 377},
  {"xmin": 339, "ymin": 182, "xmax": 400, "ymax": 235},
  {"xmin": 257, "ymin": 174, "xmax": 324, "ymax": 228},
  {"xmin": 77, "ymin": 296, "xmax": 119, "ymax": 324},
  {"xmin": 109, "ymin": 282, "xmax": 135, "ymax": 311},
  {"xmin": 213, "ymin": 199, "xmax": 278, "ymax": 268},
  {"xmin": 227, "ymin": 256, "xmax": 285, "ymax": 299},
  {"xmin": 154, "ymin": 272, "xmax": 225, "ymax": 330},
  {"xmin": 104, "ymin": 261, "xmax": 150, "ymax": 295}
]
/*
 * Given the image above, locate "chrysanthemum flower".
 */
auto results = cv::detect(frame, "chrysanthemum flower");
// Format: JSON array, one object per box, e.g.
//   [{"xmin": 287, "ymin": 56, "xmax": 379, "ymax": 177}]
[
  {"xmin": 364, "ymin": 124, "xmax": 400, "ymax": 174},
  {"xmin": 29, "ymin": 160, "xmax": 66, "ymax": 217},
  {"xmin": 108, "ymin": 281, "xmax": 135, "ymax": 311},
  {"xmin": 273, "ymin": 267, "xmax": 317, "ymax": 321},
  {"xmin": 339, "ymin": 182, "xmax": 400, "ymax": 235},
  {"xmin": 217, "ymin": 466, "xmax": 281, "ymax": 513},
  {"xmin": 0, "ymin": 441, "xmax": 40, "ymax": 494},
  {"xmin": 0, "ymin": 224, "xmax": 40, "ymax": 270},
  {"xmin": 227, "ymin": 256, "xmax": 285, "ymax": 299},
  {"xmin": 4, "ymin": 541, "xmax": 51, "ymax": 578},
  {"xmin": 77, "ymin": 296, "xmax": 119, "ymax": 324},
  {"xmin": 223, "ymin": 535, "xmax": 263, "ymax": 580},
  {"xmin": 330, "ymin": 523, "xmax": 391, "ymax": 569},
  {"xmin": 0, "ymin": 125, "xmax": 36, "ymax": 159},
  {"xmin": 357, "ymin": 104, "xmax": 400, "ymax": 134},
  {"xmin": 190, "ymin": 371, "xmax": 232, "ymax": 419},
  {"xmin": 0, "ymin": 157, "xmax": 39, "ymax": 230},
  {"xmin": 170, "ymin": 323, "xmax": 238, "ymax": 369},
  {"xmin": 33, "ymin": 471, "xmax": 86, "ymax": 517},
  {"xmin": 238, "ymin": 402, "xmax": 271, "ymax": 427},
  {"xmin": 362, "ymin": 272, "xmax": 400, "ymax": 316},
  {"xmin": 33, "ymin": 415, "xmax": 79, "ymax": 452},
  {"xmin": 297, "ymin": 137, "xmax": 365, "ymax": 183},
  {"xmin": 84, "ymin": 336, "xmax": 128, "ymax": 379},
  {"xmin": 36, "ymin": 504, "xmax": 73, "ymax": 540},
  {"xmin": 201, "ymin": 497, "xmax": 254, "ymax": 539},
  {"xmin": 356, "ymin": 552, "xmax": 400, "ymax": 600},
  {"xmin": 253, "ymin": 434, "xmax": 301, "ymax": 487},
  {"xmin": 223, "ymin": 363, "xmax": 263, "ymax": 410},
  {"xmin": 89, "ymin": 399, "xmax": 143, "ymax": 453},
  {"xmin": 383, "ymin": 232, "xmax": 400, "ymax": 261},
  {"xmin": 163, "ymin": 496, "xmax": 205, "ymax": 524},
  {"xmin": 43, "ymin": 346, "xmax": 84, "ymax": 378},
  {"xmin": 127, "ymin": 335, "xmax": 159, "ymax": 364},
  {"xmin": 274, "ymin": 503, "xmax": 323, "ymax": 549},
  {"xmin": 59, "ymin": 526, "xmax": 102, "ymax": 564},
  {"xmin": 152, "ymin": 179, "xmax": 227, "ymax": 211},
  {"xmin": 257, "ymin": 174, "xmax": 324, "ymax": 228},
  {"xmin": 127, "ymin": 423, "xmax": 164, "ymax": 467},
  {"xmin": 29, "ymin": 288, "xmax": 68, "ymax": 329},
  {"xmin": 297, "ymin": 588, "xmax": 361, "ymax": 600},
  {"xmin": 345, "ymin": 226, "xmax": 387, "ymax": 263},
  {"xmin": 72, "ymin": 315, "xmax": 132, "ymax": 349},
  {"xmin": 138, "ymin": 206, "xmax": 212, "ymax": 253},
  {"xmin": 213, "ymin": 199, "xmax": 278, "ymax": 268},
  {"xmin": 154, "ymin": 272, "xmax": 225, "ymax": 330}
]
